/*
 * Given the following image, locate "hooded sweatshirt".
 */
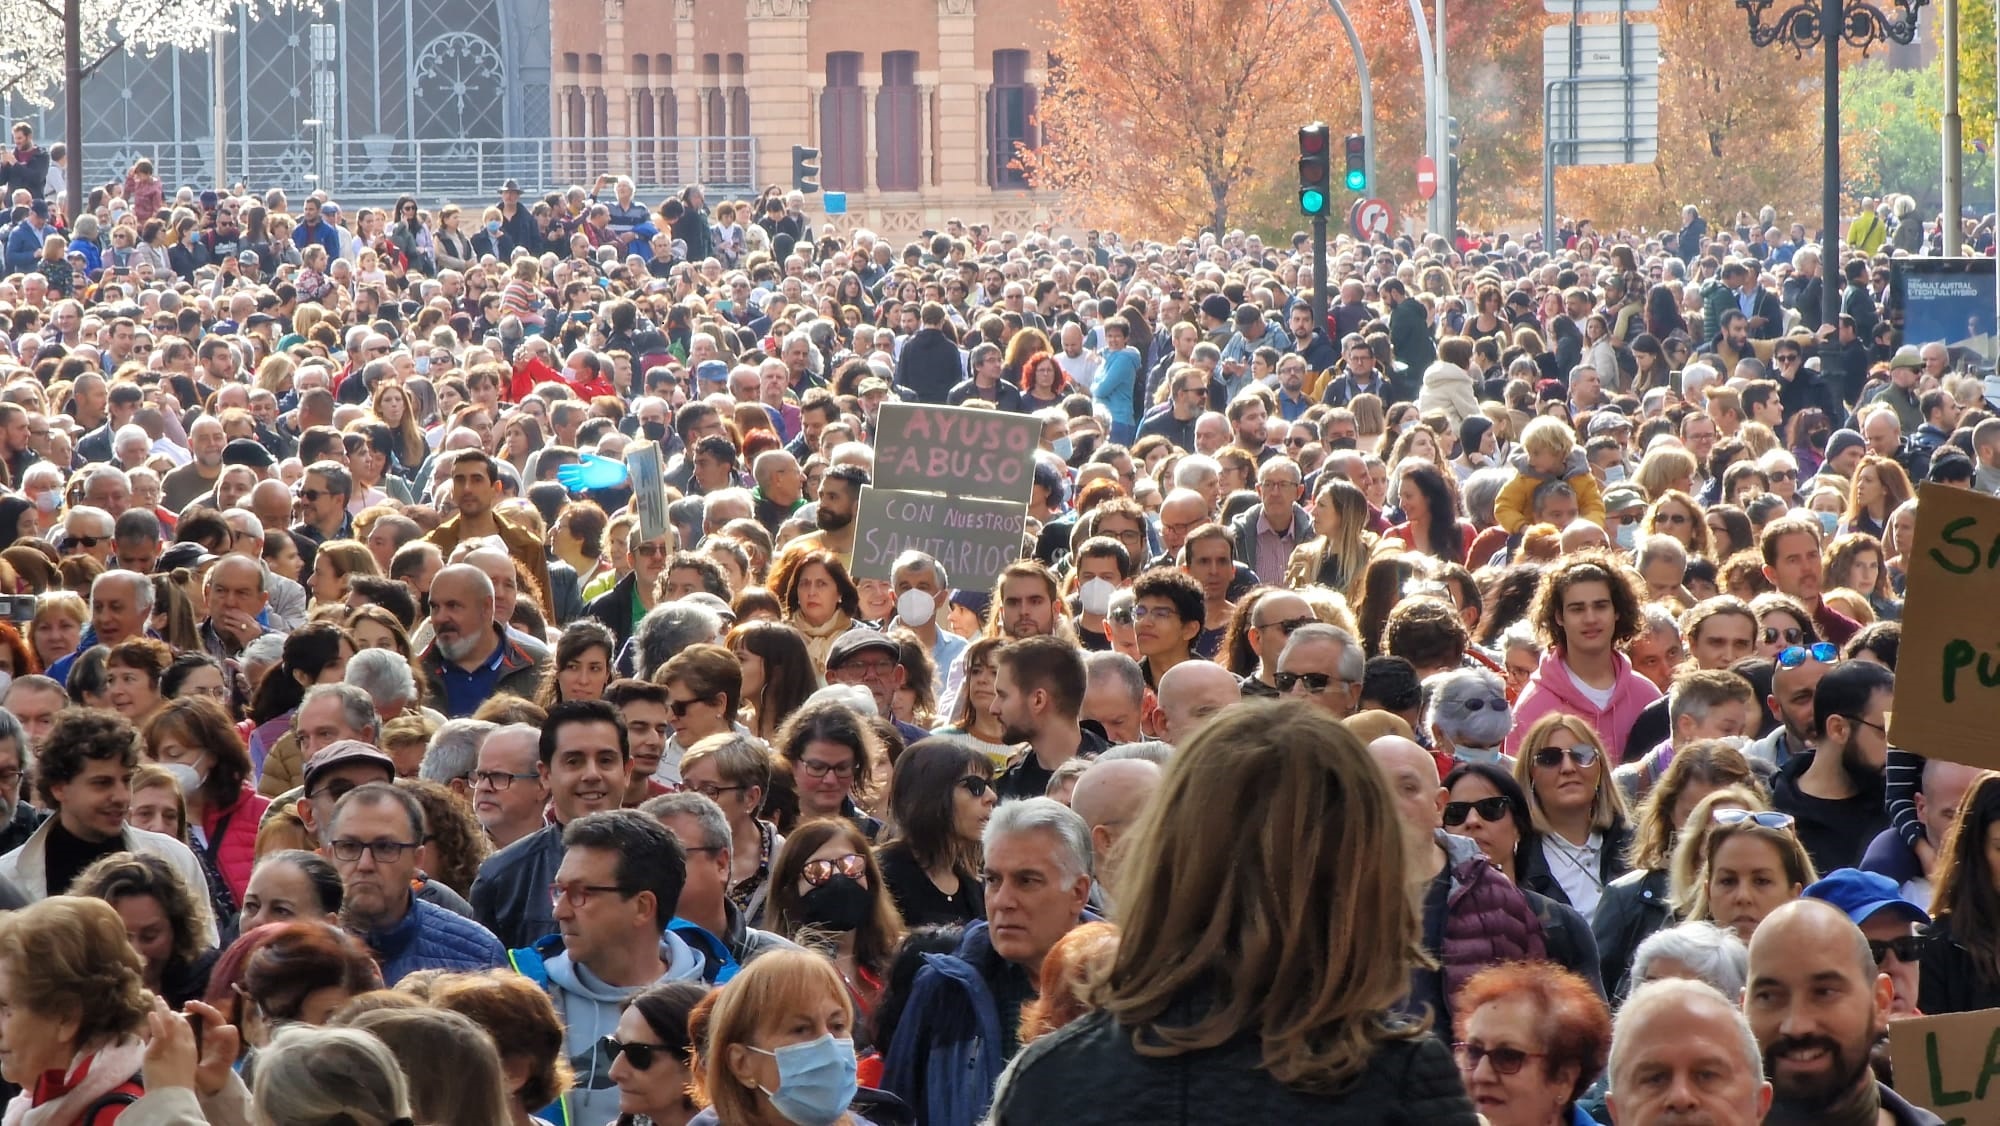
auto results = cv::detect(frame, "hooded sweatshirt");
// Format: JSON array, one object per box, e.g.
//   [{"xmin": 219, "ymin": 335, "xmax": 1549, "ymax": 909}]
[
  {"xmin": 1506, "ymin": 647, "xmax": 1660, "ymax": 763},
  {"xmin": 544, "ymin": 933, "xmax": 706, "ymax": 1126}
]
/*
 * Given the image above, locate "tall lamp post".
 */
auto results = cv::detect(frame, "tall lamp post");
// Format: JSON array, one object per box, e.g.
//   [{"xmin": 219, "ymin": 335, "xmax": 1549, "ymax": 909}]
[{"xmin": 1736, "ymin": 0, "xmax": 1925, "ymax": 329}]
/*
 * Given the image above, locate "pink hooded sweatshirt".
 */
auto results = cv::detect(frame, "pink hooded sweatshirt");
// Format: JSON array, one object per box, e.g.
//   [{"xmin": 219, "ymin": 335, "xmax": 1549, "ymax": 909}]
[{"xmin": 1505, "ymin": 647, "xmax": 1661, "ymax": 763}]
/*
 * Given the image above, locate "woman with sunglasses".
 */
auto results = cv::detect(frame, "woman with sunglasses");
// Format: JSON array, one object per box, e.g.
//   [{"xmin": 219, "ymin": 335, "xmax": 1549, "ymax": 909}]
[
  {"xmin": 1593, "ymin": 743, "xmax": 1762, "ymax": 1000},
  {"xmin": 1511, "ymin": 713, "xmax": 1633, "ymax": 922},
  {"xmin": 1451, "ymin": 961, "xmax": 1611, "ymax": 1126},
  {"xmin": 1683, "ymin": 804, "xmax": 1816, "ymax": 941},
  {"xmin": 1749, "ymin": 591, "xmax": 1820, "ymax": 660},
  {"xmin": 877, "ymin": 738, "xmax": 995, "ymax": 928},
  {"xmin": 766, "ymin": 819, "xmax": 906, "ymax": 1016},
  {"xmin": 602, "ymin": 980, "xmax": 708, "ymax": 1126}
]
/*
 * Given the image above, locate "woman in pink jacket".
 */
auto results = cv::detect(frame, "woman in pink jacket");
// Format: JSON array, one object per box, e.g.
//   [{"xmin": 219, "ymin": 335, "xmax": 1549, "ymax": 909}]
[{"xmin": 1504, "ymin": 554, "xmax": 1661, "ymax": 766}]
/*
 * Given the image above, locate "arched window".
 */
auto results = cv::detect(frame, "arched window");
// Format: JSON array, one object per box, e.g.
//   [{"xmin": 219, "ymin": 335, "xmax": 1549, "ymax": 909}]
[{"xmin": 877, "ymin": 50, "xmax": 918, "ymax": 192}]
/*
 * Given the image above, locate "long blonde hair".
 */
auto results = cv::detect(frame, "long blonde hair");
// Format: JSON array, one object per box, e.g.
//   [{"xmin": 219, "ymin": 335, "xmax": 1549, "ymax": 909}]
[
  {"xmin": 1098, "ymin": 700, "xmax": 1427, "ymax": 1093},
  {"xmin": 1513, "ymin": 713, "xmax": 1629, "ymax": 836}
]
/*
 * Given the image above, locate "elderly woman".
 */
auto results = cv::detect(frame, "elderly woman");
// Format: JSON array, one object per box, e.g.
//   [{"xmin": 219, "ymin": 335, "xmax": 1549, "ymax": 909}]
[
  {"xmin": 1452, "ymin": 962, "xmax": 1611, "ymax": 1126},
  {"xmin": 1426, "ymin": 666, "xmax": 1514, "ymax": 765},
  {"xmin": 0, "ymin": 896, "xmax": 158, "ymax": 1117}
]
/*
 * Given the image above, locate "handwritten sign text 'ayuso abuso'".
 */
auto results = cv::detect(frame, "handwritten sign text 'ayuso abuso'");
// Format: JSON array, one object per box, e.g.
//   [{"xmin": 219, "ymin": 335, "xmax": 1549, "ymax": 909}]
[
  {"xmin": 870, "ymin": 403, "xmax": 1041, "ymax": 506},
  {"xmin": 1891, "ymin": 483, "xmax": 2000, "ymax": 772}
]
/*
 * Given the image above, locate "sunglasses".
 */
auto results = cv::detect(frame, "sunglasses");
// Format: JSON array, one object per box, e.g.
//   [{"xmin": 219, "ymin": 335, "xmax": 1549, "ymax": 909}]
[
  {"xmin": 1777, "ymin": 642, "xmax": 1839, "ymax": 668},
  {"xmin": 1761, "ymin": 626, "xmax": 1804, "ymax": 646},
  {"xmin": 59, "ymin": 535, "xmax": 102, "ymax": 551},
  {"xmin": 667, "ymin": 697, "xmax": 706, "ymax": 718},
  {"xmin": 1870, "ymin": 935, "xmax": 1925, "ymax": 965},
  {"xmin": 1256, "ymin": 616, "xmax": 1316, "ymax": 636},
  {"xmin": 599, "ymin": 1036, "xmax": 671, "ymax": 1070},
  {"xmin": 1532, "ymin": 746, "xmax": 1600, "ymax": 770},
  {"xmin": 1454, "ymin": 1043, "xmax": 1545, "ymax": 1076},
  {"xmin": 296, "ymin": 489, "xmax": 333, "ymax": 503},
  {"xmin": 800, "ymin": 853, "xmax": 868, "ymax": 887},
  {"xmin": 1655, "ymin": 512, "xmax": 1690, "ymax": 526},
  {"xmin": 957, "ymin": 776, "xmax": 992, "ymax": 799},
  {"xmin": 1276, "ymin": 671, "xmax": 1338, "ymax": 694},
  {"xmin": 1443, "ymin": 796, "xmax": 1512, "ymax": 826},
  {"xmin": 1712, "ymin": 808, "xmax": 1796, "ymax": 830}
]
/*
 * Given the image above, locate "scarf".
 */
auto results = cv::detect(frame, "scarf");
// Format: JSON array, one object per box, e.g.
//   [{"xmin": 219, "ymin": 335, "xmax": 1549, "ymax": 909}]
[{"xmin": 3, "ymin": 1038, "xmax": 147, "ymax": 1126}]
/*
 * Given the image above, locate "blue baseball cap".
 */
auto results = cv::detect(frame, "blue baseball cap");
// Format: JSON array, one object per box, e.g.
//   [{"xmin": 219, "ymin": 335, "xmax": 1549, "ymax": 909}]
[
  {"xmin": 1803, "ymin": 868, "xmax": 1930, "ymax": 927},
  {"xmin": 695, "ymin": 360, "xmax": 729, "ymax": 385}
]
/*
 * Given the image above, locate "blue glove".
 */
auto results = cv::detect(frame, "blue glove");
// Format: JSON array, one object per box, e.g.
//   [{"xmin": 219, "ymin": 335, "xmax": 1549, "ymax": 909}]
[{"xmin": 556, "ymin": 452, "xmax": 629, "ymax": 491}]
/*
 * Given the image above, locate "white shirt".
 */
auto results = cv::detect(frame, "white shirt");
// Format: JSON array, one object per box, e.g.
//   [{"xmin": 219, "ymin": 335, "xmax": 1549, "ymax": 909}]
[{"xmin": 1541, "ymin": 831, "xmax": 1606, "ymax": 919}]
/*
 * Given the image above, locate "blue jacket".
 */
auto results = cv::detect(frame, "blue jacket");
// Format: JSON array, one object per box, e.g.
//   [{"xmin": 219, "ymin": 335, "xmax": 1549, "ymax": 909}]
[
  {"xmin": 881, "ymin": 921, "xmax": 1009, "ymax": 1126},
  {"xmin": 292, "ymin": 217, "xmax": 342, "ymax": 260},
  {"xmin": 470, "ymin": 821, "xmax": 565, "ymax": 950},
  {"xmin": 5, "ymin": 221, "xmax": 47, "ymax": 274},
  {"xmin": 365, "ymin": 895, "xmax": 506, "ymax": 985}
]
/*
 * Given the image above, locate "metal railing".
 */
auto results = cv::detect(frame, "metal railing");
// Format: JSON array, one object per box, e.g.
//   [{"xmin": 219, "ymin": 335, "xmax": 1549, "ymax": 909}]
[{"xmin": 74, "ymin": 136, "xmax": 758, "ymax": 203}]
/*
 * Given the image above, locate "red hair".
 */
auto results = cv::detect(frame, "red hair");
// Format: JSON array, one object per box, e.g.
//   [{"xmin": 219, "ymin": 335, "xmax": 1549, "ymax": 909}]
[
  {"xmin": 1452, "ymin": 961, "xmax": 1610, "ymax": 1105},
  {"xmin": 0, "ymin": 622, "xmax": 36, "ymax": 675},
  {"xmin": 1020, "ymin": 922, "xmax": 1119, "ymax": 1043},
  {"xmin": 1019, "ymin": 350, "xmax": 1070, "ymax": 397}
]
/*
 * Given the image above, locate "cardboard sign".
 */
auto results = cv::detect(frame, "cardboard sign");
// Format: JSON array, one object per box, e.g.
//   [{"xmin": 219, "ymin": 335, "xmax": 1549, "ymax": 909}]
[
  {"xmin": 850, "ymin": 486, "xmax": 1029, "ymax": 589},
  {"xmin": 1890, "ymin": 484, "xmax": 2000, "ymax": 772},
  {"xmin": 624, "ymin": 440, "xmax": 669, "ymax": 544},
  {"xmin": 1887, "ymin": 1008, "xmax": 2000, "ymax": 1124},
  {"xmin": 870, "ymin": 403, "xmax": 1041, "ymax": 506}
]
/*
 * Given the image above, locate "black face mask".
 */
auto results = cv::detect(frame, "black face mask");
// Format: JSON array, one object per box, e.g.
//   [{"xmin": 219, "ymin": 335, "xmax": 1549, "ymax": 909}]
[
  {"xmin": 796, "ymin": 875, "xmax": 871, "ymax": 932},
  {"xmin": 1330, "ymin": 437, "xmax": 1357, "ymax": 451},
  {"xmin": 641, "ymin": 420, "xmax": 667, "ymax": 443}
]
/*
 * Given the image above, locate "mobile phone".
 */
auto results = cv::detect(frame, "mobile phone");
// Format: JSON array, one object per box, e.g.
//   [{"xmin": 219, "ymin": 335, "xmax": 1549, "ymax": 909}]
[{"xmin": 4, "ymin": 594, "xmax": 33, "ymax": 623}]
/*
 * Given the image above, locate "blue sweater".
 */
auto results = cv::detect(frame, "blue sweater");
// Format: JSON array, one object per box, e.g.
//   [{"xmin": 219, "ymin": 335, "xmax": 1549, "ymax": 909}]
[
  {"xmin": 365, "ymin": 895, "xmax": 506, "ymax": 985},
  {"xmin": 1092, "ymin": 347, "xmax": 1141, "ymax": 428}
]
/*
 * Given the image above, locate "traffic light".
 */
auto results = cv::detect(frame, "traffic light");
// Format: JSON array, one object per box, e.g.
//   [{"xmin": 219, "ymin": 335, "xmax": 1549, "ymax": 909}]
[
  {"xmin": 1298, "ymin": 123, "xmax": 1330, "ymax": 217},
  {"xmin": 791, "ymin": 145, "xmax": 821, "ymax": 194},
  {"xmin": 1344, "ymin": 133, "xmax": 1367, "ymax": 192}
]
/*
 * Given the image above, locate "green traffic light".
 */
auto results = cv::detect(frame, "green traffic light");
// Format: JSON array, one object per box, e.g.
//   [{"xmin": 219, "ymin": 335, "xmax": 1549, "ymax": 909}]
[
  {"xmin": 1345, "ymin": 169, "xmax": 1366, "ymax": 192},
  {"xmin": 1301, "ymin": 189, "xmax": 1327, "ymax": 216}
]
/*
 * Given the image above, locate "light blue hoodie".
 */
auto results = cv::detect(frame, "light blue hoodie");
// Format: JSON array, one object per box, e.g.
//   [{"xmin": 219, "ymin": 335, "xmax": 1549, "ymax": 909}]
[{"xmin": 544, "ymin": 932, "xmax": 706, "ymax": 1126}]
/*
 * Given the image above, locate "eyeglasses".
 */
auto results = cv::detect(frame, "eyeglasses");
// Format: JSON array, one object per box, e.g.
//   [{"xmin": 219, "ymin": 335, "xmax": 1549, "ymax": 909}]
[
  {"xmin": 957, "ymin": 776, "xmax": 992, "ymax": 799},
  {"xmin": 471, "ymin": 769, "xmax": 540, "ymax": 791},
  {"xmin": 1256, "ymin": 616, "xmax": 1315, "ymax": 635},
  {"xmin": 800, "ymin": 853, "xmax": 868, "ymax": 886},
  {"xmin": 1532, "ymin": 746, "xmax": 1600, "ymax": 770},
  {"xmin": 831, "ymin": 658, "xmax": 899, "ymax": 681},
  {"xmin": 599, "ymin": 1035, "xmax": 672, "ymax": 1070},
  {"xmin": 329, "ymin": 838, "xmax": 421, "ymax": 863},
  {"xmin": 297, "ymin": 489, "xmax": 336, "ymax": 503},
  {"xmin": 633, "ymin": 543, "xmax": 669, "ymax": 558},
  {"xmin": 59, "ymin": 535, "xmax": 102, "ymax": 551},
  {"xmin": 1777, "ymin": 642, "xmax": 1839, "ymax": 668},
  {"xmin": 687, "ymin": 783, "xmax": 745, "ymax": 801},
  {"xmin": 798, "ymin": 758, "xmax": 856, "ymax": 779},
  {"xmin": 1843, "ymin": 714, "xmax": 1888, "ymax": 737},
  {"xmin": 1453, "ymin": 1043, "xmax": 1546, "ymax": 1076},
  {"xmin": 1259, "ymin": 478, "xmax": 1302, "ymax": 490},
  {"xmin": 550, "ymin": 881, "xmax": 628, "ymax": 909},
  {"xmin": 1443, "ymin": 796, "xmax": 1512, "ymax": 826},
  {"xmin": 1870, "ymin": 935, "xmax": 1925, "ymax": 965},
  {"xmin": 307, "ymin": 778, "xmax": 362, "ymax": 803},
  {"xmin": 667, "ymin": 696, "xmax": 709, "ymax": 718},
  {"xmin": 1128, "ymin": 605, "xmax": 1186, "ymax": 623},
  {"xmin": 1761, "ymin": 626, "xmax": 1805, "ymax": 646},
  {"xmin": 1712, "ymin": 808, "xmax": 1796, "ymax": 830},
  {"xmin": 1276, "ymin": 671, "xmax": 1340, "ymax": 694},
  {"xmin": 0, "ymin": 769, "xmax": 20, "ymax": 788}
]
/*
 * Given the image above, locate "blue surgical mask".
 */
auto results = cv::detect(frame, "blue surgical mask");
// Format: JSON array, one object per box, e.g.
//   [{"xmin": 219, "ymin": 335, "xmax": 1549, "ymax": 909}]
[
  {"xmin": 749, "ymin": 1035, "xmax": 857, "ymax": 1126},
  {"xmin": 486, "ymin": 220, "xmax": 501, "ymax": 234},
  {"xmin": 1051, "ymin": 436, "xmax": 1072, "ymax": 460},
  {"xmin": 1816, "ymin": 510, "xmax": 1839, "ymax": 536},
  {"xmin": 1614, "ymin": 521, "xmax": 1638, "ymax": 550},
  {"xmin": 1601, "ymin": 464, "xmax": 1626, "ymax": 485}
]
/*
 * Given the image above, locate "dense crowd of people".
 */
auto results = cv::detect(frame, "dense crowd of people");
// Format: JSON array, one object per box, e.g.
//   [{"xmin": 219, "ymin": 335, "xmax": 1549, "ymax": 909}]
[{"xmin": 0, "ymin": 136, "xmax": 1982, "ymax": 1124}]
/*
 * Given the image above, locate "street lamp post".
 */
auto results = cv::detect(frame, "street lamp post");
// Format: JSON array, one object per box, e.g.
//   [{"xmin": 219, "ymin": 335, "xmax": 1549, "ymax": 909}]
[{"xmin": 1736, "ymin": 0, "xmax": 1925, "ymax": 329}]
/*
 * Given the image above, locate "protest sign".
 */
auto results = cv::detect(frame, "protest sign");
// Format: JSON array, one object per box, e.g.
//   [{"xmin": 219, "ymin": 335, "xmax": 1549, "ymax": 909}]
[
  {"xmin": 1888, "ymin": 1007, "xmax": 2000, "ymax": 1124},
  {"xmin": 624, "ymin": 440, "xmax": 669, "ymax": 543},
  {"xmin": 870, "ymin": 403, "xmax": 1041, "ymax": 505},
  {"xmin": 851, "ymin": 487, "xmax": 1029, "ymax": 589},
  {"xmin": 1890, "ymin": 484, "xmax": 2000, "ymax": 772}
]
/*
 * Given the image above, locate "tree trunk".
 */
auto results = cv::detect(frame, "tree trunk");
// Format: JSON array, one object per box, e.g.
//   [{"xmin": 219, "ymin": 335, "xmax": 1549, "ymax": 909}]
[{"xmin": 65, "ymin": 0, "xmax": 83, "ymax": 220}]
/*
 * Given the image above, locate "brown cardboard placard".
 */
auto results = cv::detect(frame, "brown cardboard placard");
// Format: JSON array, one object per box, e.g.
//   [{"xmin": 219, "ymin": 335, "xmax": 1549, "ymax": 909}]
[
  {"xmin": 1886, "ymin": 483, "xmax": 2000, "ymax": 772},
  {"xmin": 1887, "ymin": 1007, "xmax": 2000, "ymax": 1123}
]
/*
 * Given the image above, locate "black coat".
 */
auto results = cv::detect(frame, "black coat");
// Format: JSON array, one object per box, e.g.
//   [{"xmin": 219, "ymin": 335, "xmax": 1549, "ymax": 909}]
[
  {"xmin": 1591, "ymin": 867, "xmax": 1672, "ymax": 1002},
  {"xmin": 892, "ymin": 328, "xmax": 964, "ymax": 404},
  {"xmin": 1919, "ymin": 916, "xmax": 2000, "ymax": 1016},
  {"xmin": 582, "ymin": 571, "xmax": 642, "ymax": 654},
  {"xmin": 1517, "ymin": 823, "xmax": 1634, "ymax": 914}
]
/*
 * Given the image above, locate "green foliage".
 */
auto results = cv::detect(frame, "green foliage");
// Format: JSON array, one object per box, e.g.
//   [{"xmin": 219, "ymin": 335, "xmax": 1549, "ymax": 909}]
[{"xmin": 1845, "ymin": 60, "xmax": 1994, "ymax": 211}]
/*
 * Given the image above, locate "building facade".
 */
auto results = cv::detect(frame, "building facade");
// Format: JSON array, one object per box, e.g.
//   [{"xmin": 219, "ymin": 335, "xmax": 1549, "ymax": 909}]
[{"xmin": 549, "ymin": 0, "xmax": 1058, "ymax": 241}]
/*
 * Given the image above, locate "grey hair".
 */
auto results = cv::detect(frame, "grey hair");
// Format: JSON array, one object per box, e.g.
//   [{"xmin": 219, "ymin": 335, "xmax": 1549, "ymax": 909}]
[
  {"xmin": 1173, "ymin": 455, "xmax": 1220, "ymax": 489},
  {"xmin": 1462, "ymin": 467, "xmax": 1513, "ymax": 527},
  {"xmin": 240, "ymin": 631, "xmax": 287, "ymax": 675},
  {"xmin": 1636, "ymin": 534, "xmax": 1687, "ymax": 575},
  {"xmin": 1425, "ymin": 667, "xmax": 1512, "ymax": 751},
  {"xmin": 890, "ymin": 550, "xmax": 949, "ymax": 589},
  {"xmin": 254, "ymin": 1025, "xmax": 414, "ymax": 1126},
  {"xmin": 639, "ymin": 790, "xmax": 732, "ymax": 854},
  {"xmin": 1630, "ymin": 920, "xmax": 1749, "ymax": 999},
  {"xmin": 1098, "ymin": 741, "xmax": 1174, "ymax": 765},
  {"xmin": 634, "ymin": 602, "xmax": 723, "ymax": 681},
  {"xmin": 1082, "ymin": 651, "xmax": 1145, "ymax": 712},
  {"xmin": 420, "ymin": 718, "xmax": 496, "ymax": 785},
  {"xmin": 1498, "ymin": 618, "xmax": 1542, "ymax": 658},
  {"xmin": 984, "ymin": 796, "xmax": 1093, "ymax": 881},
  {"xmin": 85, "ymin": 464, "xmax": 130, "ymax": 498},
  {"xmin": 92, "ymin": 568, "xmax": 155, "ymax": 613},
  {"xmin": 0, "ymin": 706, "xmax": 29, "ymax": 774},
  {"xmin": 1279, "ymin": 623, "xmax": 1365, "ymax": 684},
  {"xmin": 300, "ymin": 682, "xmax": 381, "ymax": 743},
  {"xmin": 1639, "ymin": 601, "xmax": 1681, "ymax": 641},
  {"xmin": 1609, "ymin": 977, "xmax": 1762, "ymax": 1094},
  {"xmin": 343, "ymin": 648, "xmax": 417, "ymax": 711}
]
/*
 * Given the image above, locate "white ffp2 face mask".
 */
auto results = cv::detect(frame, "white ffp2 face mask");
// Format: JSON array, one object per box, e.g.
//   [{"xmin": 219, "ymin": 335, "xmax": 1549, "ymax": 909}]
[{"xmin": 896, "ymin": 588, "xmax": 936, "ymax": 627}]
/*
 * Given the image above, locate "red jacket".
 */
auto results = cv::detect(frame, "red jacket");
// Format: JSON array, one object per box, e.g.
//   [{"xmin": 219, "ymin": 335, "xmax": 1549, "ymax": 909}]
[{"xmin": 203, "ymin": 786, "xmax": 271, "ymax": 901}]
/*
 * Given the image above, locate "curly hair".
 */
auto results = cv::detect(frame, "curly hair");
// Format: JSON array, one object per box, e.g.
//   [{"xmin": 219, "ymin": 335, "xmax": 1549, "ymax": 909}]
[
  {"xmin": 1529, "ymin": 552, "xmax": 1645, "ymax": 653},
  {"xmin": 1453, "ymin": 962, "xmax": 1611, "ymax": 1109},
  {"xmin": 72, "ymin": 851, "xmax": 213, "ymax": 971},
  {"xmin": 395, "ymin": 778, "xmax": 488, "ymax": 898},
  {"xmin": 38, "ymin": 708, "xmax": 141, "ymax": 806}
]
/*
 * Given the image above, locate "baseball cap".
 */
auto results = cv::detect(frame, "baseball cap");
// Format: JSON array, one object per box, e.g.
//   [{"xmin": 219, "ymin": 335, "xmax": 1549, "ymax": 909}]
[
  {"xmin": 1602, "ymin": 483, "xmax": 1649, "ymax": 514},
  {"xmin": 155, "ymin": 542, "xmax": 217, "ymax": 572},
  {"xmin": 828, "ymin": 629, "xmax": 900, "ymax": 668},
  {"xmin": 695, "ymin": 360, "xmax": 729, "ymax": 385},
  {"xmin": 1587, "ymin": 410, "xmax": 1633, "ymax": 437},
  {"xmin": 1803, "ymin": 868, "xmax": 1930, "ymax": 928},
  {"xmin": 301, "ymin": 739, "xmax": 396, "ymax": 794}
]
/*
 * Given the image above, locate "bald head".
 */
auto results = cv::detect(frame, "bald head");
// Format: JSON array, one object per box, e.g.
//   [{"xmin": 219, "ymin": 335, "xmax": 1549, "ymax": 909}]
[
  {"xmin": 1561, "ymin": 519, "xmax": 1609, "ymax": 553},
  {"xmin": 1366, "ymin": 735, "xmax": 1445, "ymax": 859},
  {"xmin": 249, "ymin": 479, "xmax": 294, "ymax": 527},
  {"xmin": 1069, "ymin": 757, "xmax": 1162, "ymax": 901},
  {"xmin": 1747, "ymin": 898, "xmax": 1873, "ymax": 983},
  {"xmin": 1155, "ymin": 660, "xmax": 1241, "ymax": 745}
]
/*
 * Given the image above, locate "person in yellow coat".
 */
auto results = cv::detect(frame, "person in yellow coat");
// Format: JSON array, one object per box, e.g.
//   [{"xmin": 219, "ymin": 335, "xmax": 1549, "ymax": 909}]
[{"xmin": 1494, "ymin": 415, "xmax": 1606, "ymax": 534}]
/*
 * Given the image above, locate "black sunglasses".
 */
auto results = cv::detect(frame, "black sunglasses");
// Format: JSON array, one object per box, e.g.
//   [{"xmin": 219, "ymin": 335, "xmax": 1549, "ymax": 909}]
[
  {"xmin": 1276, "ymin": 671, "xmax": 1337, "ymax": 693},
  {"xmin": 668, "ymin": 697, "xmax": 707, "ymax": 718},
  {"xmin": 957, "ymin": 776, "xmax": 991, "ymax": 799},
  {"xmin": 1257, "ymin": 616, "xmax": 1316, "ymax": 636},
  {"xmin": 1443, "ymin": 796, "xmax": 1512, "ymax": 827},
  {"xmin": 1761, "ymin": 626, "xmax": 1804, "ymax": 646},
  {"xmin": 599, "ymin": 1035, "xmax": 670, "ymax": 1070},
  {"xmin": 60, "ymin": 535, "xmax": 103, "ymax": 550},
  {"xmin": 1870, "ymin": 935, "xmax": 1925, "ymax": 965}
]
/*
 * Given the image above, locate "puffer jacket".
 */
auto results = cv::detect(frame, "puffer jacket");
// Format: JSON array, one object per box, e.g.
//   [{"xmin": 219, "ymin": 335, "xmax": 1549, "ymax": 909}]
[
  {"xmin": 1417, "ymin": 360, "xmax": 1481, "ymax": 430},
  {"xmin": 1592, "ymin": 867, "xmax": 1672, "ymax": 1002},
  {"xmin": 362, "ymin": 895, "xmax": 506, "ymax": 985},
  {"xmin": 1506, "ymin": 648, "xmax": 1661, "ymax": 764},
  {"xmin": 1438, "ymin": 833, "xmax": 1546, "ymax": 1007},
  {"xmin": 201, "ymin": 786, "xmax": 269, "ymax": 901},
  {"xmin": 988, "ymin": 1005, "xmax": 1477, "ymax": 1126},
  {"xmin": 1493, "ymin": 448, "xmax": 1607, "ymax": 533}
]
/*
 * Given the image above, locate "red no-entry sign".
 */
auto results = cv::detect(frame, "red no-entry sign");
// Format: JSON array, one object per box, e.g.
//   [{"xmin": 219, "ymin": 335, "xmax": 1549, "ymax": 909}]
[{"xmin": 1416, "ymin": 155, "xmax": 1438, "ymax": 200}]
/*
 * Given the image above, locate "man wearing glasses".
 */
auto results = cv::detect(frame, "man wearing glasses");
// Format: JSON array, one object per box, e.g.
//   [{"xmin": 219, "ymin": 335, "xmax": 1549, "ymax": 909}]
[
  {"xmin": 1232, "ymin": 456, "xmax": 1308, "ymax": 588},
  {"xmin": 1771, "ymin": 659, "xmax": 1894, "ymax": 874},
  {"xmin": 471, "ymin": 724, "xmax": 549, "ymax": 850},
  {"xmin": 1804, "ymin": 868, "xmax": 1928, "ymax": 1017},
  {"xmin": 57, "ymin": 504, "xmax": 114, "ymax": 566},
  {"xmin": 326, "ymin": 778, "xmax": 503, "ymax": 985},
  {"xmin": 1274, "ymin": 623, "xmax": 1362, "ymax": 718},
  {"xmin": 826, "ymin": 632, "xmax": 927, "ymax": 745}
]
